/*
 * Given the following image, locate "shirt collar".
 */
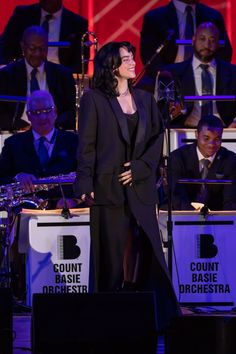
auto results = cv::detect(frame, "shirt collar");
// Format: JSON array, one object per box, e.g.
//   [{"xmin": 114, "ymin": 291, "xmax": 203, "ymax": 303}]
[
  {"xmin": 192, "ymin": 54, "xmax": 217, "ymax": 71},
  {"xmin": 25, "ymin": 59, "xmax": 45, "ymax": 76},
  {"xmin": 173, "ymin": 0, "xmax": 196, "ymax": 14},
  {"xmin": 41, "ymin": 7, "xmax": 63, "ymax": 20},
  {"xmin": 33, "ymin": 128, "xmax": 55, "ymax": 143},
  {"xmin": 196, "ymin": 146, "xmax": 216, "ymax": 164}
]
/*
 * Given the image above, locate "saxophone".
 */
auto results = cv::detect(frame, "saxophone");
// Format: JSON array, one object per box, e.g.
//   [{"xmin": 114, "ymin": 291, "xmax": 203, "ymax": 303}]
[{"xmin": 0, "ymin": 172, "xmax": 76, "ymax": 211}]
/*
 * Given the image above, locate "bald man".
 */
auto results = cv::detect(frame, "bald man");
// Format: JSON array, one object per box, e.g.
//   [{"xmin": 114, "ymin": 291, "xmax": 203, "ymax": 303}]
[
  {"xmin": 158, "ymin": 22, "xmax": 236, "ymax": 128},
  {"xmin": 139, "ymin": 0, "xmax": 232, "ymax": 92},
  {"xmin": 0, "ymin": 26, "xmax": 76, "ymax": 131},
  {"xmin": 0, "ymin": 0, "xmax": 88, "ymax": 72}
]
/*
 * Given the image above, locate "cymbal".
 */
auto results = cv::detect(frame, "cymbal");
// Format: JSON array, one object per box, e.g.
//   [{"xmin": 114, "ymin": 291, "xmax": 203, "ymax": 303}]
[{"xmin": 178, "ymin": 178, "xmax": 232, "ymax": 184}]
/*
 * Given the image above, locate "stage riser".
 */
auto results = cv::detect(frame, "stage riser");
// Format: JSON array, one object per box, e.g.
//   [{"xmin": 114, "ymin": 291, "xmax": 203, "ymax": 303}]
[
  {"xmin": 165, "ymin": 316, "xmax": 236, "ymax": 354},
  {"xmin": 0, "ymin": 288, "xmax": 12, "ymax": 354},
  {"xmin": 32, "ymin": 292, "xmax": 158, "ymax": 354}
]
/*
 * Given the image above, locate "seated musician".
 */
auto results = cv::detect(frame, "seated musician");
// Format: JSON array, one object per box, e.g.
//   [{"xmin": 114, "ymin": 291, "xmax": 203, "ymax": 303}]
[
  {"xmin": 0, "ymin": 25, "xmax": 76, "ymax": 131},
  {"xmin": 169, "ymin": 115, "xmax": 236, "ymax": 210},
  {"xmin": 156, "ymin": 22, "xmax": 236, "ymax": 128},
  {"xmin": 0, "ymin": 89, "xmax": 78, "ymax": 209}
]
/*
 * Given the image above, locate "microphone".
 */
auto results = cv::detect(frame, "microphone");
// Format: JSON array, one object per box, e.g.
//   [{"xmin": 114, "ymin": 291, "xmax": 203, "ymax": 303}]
[
  {"xmin": 156, "ymin": 71, "xmax": 175, "ymax": 102},
  {"xmin": 133, "ymin": 30, "xmax": 175, "ymax": 86},
  {"xmin": 156, "ymin": 71, "xmax": 187, "ymax": 116},
  {"xmin": 155, "ymin": 30, "xmax": 175, "ymax": 55}
]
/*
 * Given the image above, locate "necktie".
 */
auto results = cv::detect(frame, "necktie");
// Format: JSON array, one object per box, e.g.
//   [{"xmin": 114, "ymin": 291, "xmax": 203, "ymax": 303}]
[
  {"xmin": 30, "ymin": 68, "xmax": 40, "ymax": 93},
  {"xmin": 201, "ymin": 159, "xmax": 210, "ymax": 179},
  {"xmin": 198, "ymin": 159, "xmax": 211, "ymax": 203},
  {"xmin": 200, "ymin": 64, "xmax": 213, "ymax": 118},
  {"xmin": 184, "ymin": 5, "xmax": 194, "ymax": 60},
  {"xmin": 38, "ymin": 136, "xmax": 49, "ymax": 169},
  {"xmin": 41, "ymin": 14, "xmax": 53, "ymax": 33}
]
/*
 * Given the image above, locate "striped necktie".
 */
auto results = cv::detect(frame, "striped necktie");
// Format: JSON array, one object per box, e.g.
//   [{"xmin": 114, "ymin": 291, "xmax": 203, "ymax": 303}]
[{"xmin": 200, "ymin": 64, "xmax": 213, "ymax": 118}]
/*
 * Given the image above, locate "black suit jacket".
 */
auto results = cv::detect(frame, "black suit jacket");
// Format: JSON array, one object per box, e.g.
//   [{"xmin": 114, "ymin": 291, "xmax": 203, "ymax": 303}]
[
  {"xmin": 0, "ymin": 59, "xmax": 76, "ymax": 130},
  {"xmin": 0, "ymin": 3, "xmax": 88, "ymax": 72},
  {"xmin": 162, "ymin": 57, "xmax": 236, "ymax": 127},
  {"xmin": 74, "ymin": 88, "xmax": 164, "ymax": 206},
  {"xmin": 170, "ymin": 143, "xmax": 236, "ymax": 210},
  {"xmin": 140, "ymin": 1, "xmax": 232, "ymax": 79}
]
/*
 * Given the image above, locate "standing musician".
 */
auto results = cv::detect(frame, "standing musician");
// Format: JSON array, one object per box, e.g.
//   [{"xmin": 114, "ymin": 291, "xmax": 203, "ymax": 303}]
[{"xmin": 74, "ymin": 41, "xmax": 181, "ymax": 331}]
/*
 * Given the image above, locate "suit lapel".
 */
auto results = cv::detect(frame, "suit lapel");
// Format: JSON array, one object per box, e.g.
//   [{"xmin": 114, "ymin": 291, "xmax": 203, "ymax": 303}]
[
  {"xmin": 208, "ymin": 149, "xmax": 224, "ymax": 178},
  {"xmin": 109, "ymin": 97, "xmax": 130, "ymax": 145},
  {"xmin": 50, "ymin": 130, "xmax": 64, "ymax": 159},
  {"xmin": 31, "ymin": 4, "xmax": 41, "ymax": 24},
  {"xmin": 22, "ymin": 130, "xmax": 41, "ymax": 168},
  {"xmin": 189, "ymin": 145, "xmax": 201, "ymax": 177},
  {"xmin": 166, "ymin": 2, "xmax": 180, "ymax": 37},
  {"xmin": 216, "ymin": 60, "xmax": 231, "ymax": 94}
]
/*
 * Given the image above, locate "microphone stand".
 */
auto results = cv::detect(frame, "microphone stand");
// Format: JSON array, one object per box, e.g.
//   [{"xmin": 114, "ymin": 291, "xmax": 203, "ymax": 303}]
[
  {"xmin": 160, "ymin": 96, "xmax": 174, "ymax": 278},
  {"xmin": 59, "ymin": 183, "xmax": 72, "ymax": 219}
]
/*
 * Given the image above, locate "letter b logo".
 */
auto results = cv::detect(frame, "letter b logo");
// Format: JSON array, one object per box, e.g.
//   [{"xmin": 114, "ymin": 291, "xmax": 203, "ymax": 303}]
[
  {"xmin": 198, "ymin": 234, "xmax": 218, "ymax": 258},
  {"xmin": 58, "ymin": 235, "xmax": 81, "ymax": 259}
]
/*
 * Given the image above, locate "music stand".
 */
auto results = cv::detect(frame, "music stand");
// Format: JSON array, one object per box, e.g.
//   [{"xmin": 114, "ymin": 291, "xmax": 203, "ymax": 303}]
[{"xmin": 177, "ymin": 178, "xmax": 233, "ymax": 217}]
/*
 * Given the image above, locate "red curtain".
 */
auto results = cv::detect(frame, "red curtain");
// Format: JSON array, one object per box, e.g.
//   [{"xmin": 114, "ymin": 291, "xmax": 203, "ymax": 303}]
[{"xmin": 0, "ymin": 0, "xmax": 235, "ymax": 73}]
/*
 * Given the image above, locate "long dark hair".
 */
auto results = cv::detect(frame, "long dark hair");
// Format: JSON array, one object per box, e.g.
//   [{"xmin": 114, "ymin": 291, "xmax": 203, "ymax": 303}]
[{"xmin": 92, "ymin": 41, "xmax": 135, "ymax": 97}]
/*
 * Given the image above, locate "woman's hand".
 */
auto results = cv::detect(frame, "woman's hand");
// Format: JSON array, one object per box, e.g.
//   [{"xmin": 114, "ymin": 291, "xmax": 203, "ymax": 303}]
[
  {"xmin": 81, "ymin": 192, "xmax": 95, "ymax": 206},
  {"xmin": 118, "ymin": 162, "xmax": 132, "ymax": 186}
]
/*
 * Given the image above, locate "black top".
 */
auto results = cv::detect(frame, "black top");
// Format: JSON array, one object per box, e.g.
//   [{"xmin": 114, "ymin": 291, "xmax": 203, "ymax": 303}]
[{"xmin": 124, "ymin": 111, "xmax": 138, "ymax": 157}]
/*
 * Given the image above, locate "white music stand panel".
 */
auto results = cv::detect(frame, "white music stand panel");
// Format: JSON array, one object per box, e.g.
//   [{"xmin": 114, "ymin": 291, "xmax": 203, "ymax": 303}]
[
  {"xmin": 24, "ymin": 212, "xmax": 90, "ymax": 306},
  {"xmin": 159, "ymin": 211, "xmax": 236, "ymax": 309}
]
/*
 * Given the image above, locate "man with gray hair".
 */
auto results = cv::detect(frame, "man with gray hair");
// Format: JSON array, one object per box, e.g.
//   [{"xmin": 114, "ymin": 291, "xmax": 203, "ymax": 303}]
[{"xmin": 0, "ymin": 90, "xmax": 78, "ymax": 208}]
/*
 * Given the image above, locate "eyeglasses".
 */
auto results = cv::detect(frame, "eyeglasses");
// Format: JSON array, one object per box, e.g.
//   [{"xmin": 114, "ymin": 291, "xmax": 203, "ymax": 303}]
[{"xmin": 27, "ymin": 106, "xmax": 55, "ymax": 116}]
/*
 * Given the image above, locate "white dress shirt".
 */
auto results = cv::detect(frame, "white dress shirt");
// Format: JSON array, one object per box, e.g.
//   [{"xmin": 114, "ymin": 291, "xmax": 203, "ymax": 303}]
[
  {"xmin": 33, "ymin": 128, "xmax": 57, "ymax": 158},
  {"xmin": 20, "ymin": 60, "xmax": 48, "ymax": 124},
  {"xmin": 196, "ymin": 146, "xmax": 216, "ymax": 173},
  {"xmin": 185, "ymin": 55, "xmax": 221, "ymax": 127}
]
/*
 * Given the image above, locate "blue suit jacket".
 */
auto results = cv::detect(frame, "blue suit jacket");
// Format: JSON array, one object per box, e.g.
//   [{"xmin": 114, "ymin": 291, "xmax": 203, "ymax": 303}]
[{"xmin": 0, "ymin": 3, "xmax": 88, "ymax": 73}]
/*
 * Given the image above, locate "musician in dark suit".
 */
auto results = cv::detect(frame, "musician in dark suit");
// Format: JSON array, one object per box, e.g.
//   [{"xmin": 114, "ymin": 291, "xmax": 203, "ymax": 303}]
[
  {"xmin": 74, "ymin": 41, "xmax": 180, "ymax": 331},
  {"xmin": 0, "ymin": 90, "xmax": 78, "ymax": 209},
  {"xmin": 0, "ymin": 0, "xmax": 88, "ymax": 73},
  {"xmin": 139, "ymin": 0, "xmax": 232, "ymax": 92},
  {"xmin": 158, "ymin": 22, "xmax": 236, "ymax": 128},
  {"xmin": 0, "ymin": 26, "xmax": 76, "ymax": 131},
  {"xmin": 169, "ymin": 115, "xmax": 236, "ymax": 211}
]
